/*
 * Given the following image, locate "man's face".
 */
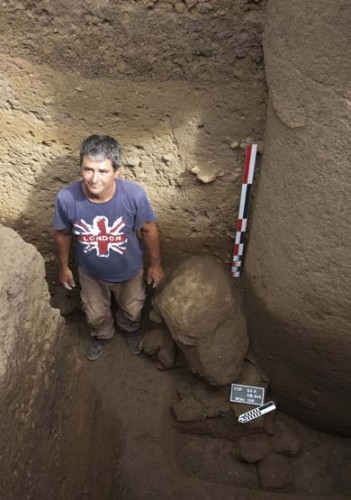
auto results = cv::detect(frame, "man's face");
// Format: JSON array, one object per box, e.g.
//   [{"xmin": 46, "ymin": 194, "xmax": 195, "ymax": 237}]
[{"xmin": 80, "ymin": 156, "xmax": 119, "ymax": 200}]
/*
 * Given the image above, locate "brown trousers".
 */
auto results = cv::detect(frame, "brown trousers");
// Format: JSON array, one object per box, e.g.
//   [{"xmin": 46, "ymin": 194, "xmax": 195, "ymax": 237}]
[{"xmin": 78, "ymin": 267, "xmax": 145, "ymax": 340}]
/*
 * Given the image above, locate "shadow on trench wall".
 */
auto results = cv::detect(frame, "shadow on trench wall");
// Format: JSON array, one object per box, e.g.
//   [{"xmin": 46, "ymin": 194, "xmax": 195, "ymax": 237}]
[
  {"xmin": 1, "ymin": 0, "xmax": 266, "ymax": 285},
  {"xmin": 0, "ymin": 328, "xmax": 123, "ymax": 499}
]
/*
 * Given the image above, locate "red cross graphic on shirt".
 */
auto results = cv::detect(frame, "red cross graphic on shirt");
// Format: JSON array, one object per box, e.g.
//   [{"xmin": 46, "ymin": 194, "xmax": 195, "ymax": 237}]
[{"xmin": 74, "ymin": 216, "xmax": 127, "ymax": 257}]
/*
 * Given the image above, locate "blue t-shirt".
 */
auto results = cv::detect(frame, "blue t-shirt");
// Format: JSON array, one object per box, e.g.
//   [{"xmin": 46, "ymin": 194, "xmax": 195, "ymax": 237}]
[{"xmin": 53, "ymin": 179, "xmax": 156, "ymax": 282}]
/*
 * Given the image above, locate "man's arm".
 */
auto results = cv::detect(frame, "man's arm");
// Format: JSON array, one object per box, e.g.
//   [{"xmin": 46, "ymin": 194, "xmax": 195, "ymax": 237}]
[
  {"xmin": 54, "ymin": 228, "xmax": 76, "ymax": 290},
  {"xmin": 140, "ymin": 222, "xmax": 164, "ymax": 286}
]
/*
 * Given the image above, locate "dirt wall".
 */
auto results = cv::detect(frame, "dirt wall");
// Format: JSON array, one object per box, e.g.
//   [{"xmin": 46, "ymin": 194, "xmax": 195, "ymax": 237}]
[
  {"xmin": 0, "ymin": 0, "xmax": 267, "ymax": 280},
  {"xmin": 245, "ymin": 0, "xmax": 351, "ymax": 434},
  {"xmin": 0, "ymin": 225, "xmax": 120, "ymax": 499}
]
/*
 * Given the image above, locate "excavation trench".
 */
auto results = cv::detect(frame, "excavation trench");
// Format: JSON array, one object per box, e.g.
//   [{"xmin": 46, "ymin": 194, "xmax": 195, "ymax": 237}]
[
  {"xmin": 0, "ymin": 231, "xmax": 350, "ymax": 500},
  {"xmin": 0, "ymin": 0, "xmax": 350, "ymax": 498}
]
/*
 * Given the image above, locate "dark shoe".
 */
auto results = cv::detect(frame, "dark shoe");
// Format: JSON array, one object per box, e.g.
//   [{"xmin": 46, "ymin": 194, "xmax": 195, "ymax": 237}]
[
  {"xmin": 125, "ymin": 330, "xmax": 142, "ymax": 355},
  {"xmin": 86, "ymin": 338, "xmax": 108, "ymax": 361}
]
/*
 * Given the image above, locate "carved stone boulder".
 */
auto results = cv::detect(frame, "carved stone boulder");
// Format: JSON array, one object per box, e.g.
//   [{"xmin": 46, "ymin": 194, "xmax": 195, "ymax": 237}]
[{"xmin": 154, "ymin": 256, "xmax": 249, "ymax": 385}]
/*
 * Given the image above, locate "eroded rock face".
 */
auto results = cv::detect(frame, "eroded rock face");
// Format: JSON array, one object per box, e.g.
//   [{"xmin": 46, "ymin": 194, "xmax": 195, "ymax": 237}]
[
  {"xmin": 0, "ymin": 225, "xmax": 63, "ymax": 493},
  {"xmin": 0, "ymin": 225, "xmax": 63, "ymax": 381},
  {"xmin": 154, "ymin": 256, "xmax": 249, "ymax": 385},
  {"xmin": 245, "ymin": 0, "xmax": 351, "ymax": 434},
  {"xmin": 0, "ymin": 225, "xmax": 120, "ymax": 499}
]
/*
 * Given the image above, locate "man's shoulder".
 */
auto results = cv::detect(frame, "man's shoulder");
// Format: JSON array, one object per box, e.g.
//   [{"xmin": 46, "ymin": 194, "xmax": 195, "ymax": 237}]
[{"xmin": 57, "ymin": 181, "xmax": 83, "ymax": 201}]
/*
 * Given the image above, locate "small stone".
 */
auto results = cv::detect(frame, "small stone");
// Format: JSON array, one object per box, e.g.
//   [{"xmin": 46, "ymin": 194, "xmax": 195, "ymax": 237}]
[
  {"xmin": 237, "ymin": 359, "xmax": 268, "ymax": 387},
  {"xmin": 192, "ymin": 382, "xmax": 231, "ymax": 415},
  {"xmin": 75, "ymin": 87, "xmax": 83, "ymax": 92},
  {"xmin": 233, "ymin": 69, "xmax": 244, "ymax": 80},
  {"xmin": 140, "ymin": 327, "xmax": 176, "ymax": 369},
  {"xmin": 272, "ymin": 421, "xmax": 301, "ymax": 457},
  {"xmin": 176, "ymin": 379, "xmax": 193, "ymax": 399},
  {"xmin": 196, "ymin": 172, "xmax": 217, "ymax": 184},
  {"xmin": 162, "ymin": 154, "xmax": 174, "ymax": 164},
  {"xmin": 149, "ymin": 307, "xmax": 163, "ymax": 324},
  {"xmin": 157, "ymin": 347, "xmax": 176, "ymax": 369},
  {"xmin": 197, "ymin": 2, "xmax": 213, "ymax": 13},
  {"xmin": 240, "ymin": 137, "xmax": 255, "ymax": 149},
  {"xmin": 190, "ymin": 165, "xmax": 200, "ymax": 174},
  {"xmin": 258, "ymin": 453, "xmax": 293, "ymax": 490},
  {"xmin": 144, "ymin": 0, "xmax": 157, "ymax": 8},
  {"xmin": 174, "ymin": 2, "xmax": 186, "ymax": 13},
  {"xmin": 172, "ymin": 396, "xmax": 206, "ymax": 422},
  {"xmin": 230, "ymin": 141, "xmax": 239, "ymax": 150},
  {"xmin": 125, "ymin": 156, "xmax": 140, "ymax": 168},
  {"xmin": 236, "ymin": 435, "xmax": 270, "ymax": 463},
  {"xmin": 185, "ymin": 0, "xmax": 197, "ymax": 8}
]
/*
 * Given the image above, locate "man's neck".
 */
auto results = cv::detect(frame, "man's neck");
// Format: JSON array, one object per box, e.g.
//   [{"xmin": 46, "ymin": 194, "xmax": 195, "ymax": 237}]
[{"xmin": 82, "ymin": 181, "xmax": 117, "ymax": 203}]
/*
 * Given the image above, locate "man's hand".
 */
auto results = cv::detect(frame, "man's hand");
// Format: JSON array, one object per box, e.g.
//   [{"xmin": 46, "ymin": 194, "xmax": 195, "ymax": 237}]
[
  {"xmin": 141, "ymin": 222, "xmax": 164, "ymax": 288},
  {"xmin": 59, "ymin": 266, "xmax": 76, "ymax": 290},
  {"xmin": 146, "ymin": 263, "xmax": 165, "ymax": 288}
]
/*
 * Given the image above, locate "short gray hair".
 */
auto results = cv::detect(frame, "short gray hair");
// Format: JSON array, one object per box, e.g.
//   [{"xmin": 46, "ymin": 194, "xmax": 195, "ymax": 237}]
[{"xmin": 80, "ymin": 134, "xmax": 122, "ymax": 171}]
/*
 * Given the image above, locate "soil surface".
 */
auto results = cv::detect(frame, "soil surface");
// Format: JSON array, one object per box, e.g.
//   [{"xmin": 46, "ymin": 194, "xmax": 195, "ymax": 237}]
[{"xmin": 62, "ymin": 293, "xmax": 351, "ymax": 499}]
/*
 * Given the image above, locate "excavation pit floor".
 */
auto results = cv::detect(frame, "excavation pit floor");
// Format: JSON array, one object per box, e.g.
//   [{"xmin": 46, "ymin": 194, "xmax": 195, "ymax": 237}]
[{"xmin": 60, "ymin": 307, "xmax": 351, "ymax": 500}]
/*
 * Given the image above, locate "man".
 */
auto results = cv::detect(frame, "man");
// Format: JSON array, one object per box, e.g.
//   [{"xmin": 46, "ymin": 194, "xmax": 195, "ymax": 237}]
[{"xmin": 53, "ymin": 134, "xmax": 164, "ymax": 361}]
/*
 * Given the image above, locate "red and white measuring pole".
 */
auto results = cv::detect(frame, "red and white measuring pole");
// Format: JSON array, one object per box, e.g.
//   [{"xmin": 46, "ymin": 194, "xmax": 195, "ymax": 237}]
[{"xmin": 231, "ymin": 144, "xmax": 258, "ymax": 277}]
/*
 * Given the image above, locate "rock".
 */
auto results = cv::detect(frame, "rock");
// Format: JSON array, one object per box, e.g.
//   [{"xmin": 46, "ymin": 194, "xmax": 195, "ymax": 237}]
[
  {"xmin": 174, "ymin": 378, "xmax": 231, "ymax": 426},
  {"xmin": 140, "ymin": 327, "xmax": 176, "ymax": 369},
  {"xmin": 149, "ymin": 307, "xmax": 164, "ymax": 324},
  {"xmin": 50, "ymin": 286, "xmax": 81, "ymax": 316},
  {"xmin": 236, "ymin": 435, "xmax": 270, "ymax": 463},
  {"xmin": 263, "ymin": 412, "xmax": 276, "ymax": 436},
  {"xmin": 154, "ymin": 256, "xmax": 249, "ymax": 385},
  {"xmin": 185, "ymin": 0, "xmax": 197, "ymax": 8},
  {"xmin": 175, "ymin": 379, "xmax": 193, "ymax": 399},
  {"xmin": 236, "ymin": 358, "xmax": 268, "ymax": 387},
  {"xmin": 196, "ymin": 171, "xmax": 218, "ymax": 184},
  {"xmin": 172, "ymin": 396, "xmax": 206, "ymax": 422},
  {"xmin": 231, "ymin": 403, "xmax": 265, "ymax": 430},
  {"xmin": 0, "ymin": 225, "xmax": 63, "ymax": 378},
  {"xmin": 272, "ymin": 421, "xmax": 301, "ymax": 457},
  {"xmin": 161, "ymin": 154, "xmax": 174, "ymax": 164},
  {"xmin": 173, "ymin": 385, "xmax": 230, "ymax": 422},
  {"xmin": 189, "ymin": 165, "xmax": 200, "ymax": 174},
  {"xmin": 124, "ymin": 156, "xmax": 140, "ymax": 168},
  {"xmin": 174, "ymin": 1, "xmax": 186, "ymax": 13},
  {"xmin": 192, "ymin": 381, "xmax": 231, "ymax": 416},
  {"xmin": 189, "ymin": 165, "xmax": 224, "ymax": 183},
  {"xmin": 258, "ymin": 453, "xmax": 293, "ymax": 490},
  {"xmin": 197, "ymin": 3, "xmax": 213, "ymax": 13}
]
